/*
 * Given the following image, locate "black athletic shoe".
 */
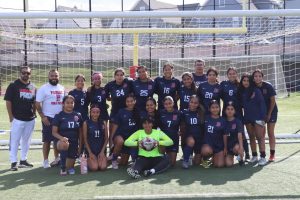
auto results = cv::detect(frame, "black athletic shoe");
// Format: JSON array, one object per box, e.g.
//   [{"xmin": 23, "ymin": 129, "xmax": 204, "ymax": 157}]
[
  {"xmin": 19, "ymin": 160, "xmax": 33, "ymax": 168},
  {"xmin": 143, "ymin": 170, "xmax": 153, "ymax": 177},
  {"xmin": 245, "ymin": 154, "xmax": 250, "ymax": 162},
  {"xmin": 10, "ymin": 162, "xmax": 18, "ymax": 171},
  {"xmin": 239, "ymin": 160, "xmax": 245, "ymax": 166}
]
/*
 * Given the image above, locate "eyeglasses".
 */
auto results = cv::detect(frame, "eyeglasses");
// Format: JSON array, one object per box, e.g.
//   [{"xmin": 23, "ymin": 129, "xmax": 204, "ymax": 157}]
[{"xmin": 21, "ymin": 72, "xmax": 31, "ymax": 75}]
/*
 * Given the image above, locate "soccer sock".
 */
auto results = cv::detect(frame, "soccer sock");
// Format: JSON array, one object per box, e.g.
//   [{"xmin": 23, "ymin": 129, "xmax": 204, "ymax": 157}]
[
  {"xmin": 252, "ymin": 152, "xmax": 258, "ymax": 157},
  {"xmin": 270, "ymin": 150, "xmax": 275, "ymax": 156},
  {"xmin": 112, "ymin": 153, "xmax": 118, "ymax": 161},
  {"xmin": 183, "ymin": 146, "xmax": 193, "ymax": 162},
  {"xmin": 60, "ymin": 151, "xmax": 67, "ymax": 170},
  {"xmin": 243, "ymin": 139, "xmax": 249, "ymax": 155},
  {"xmin": 260, "ymin": 151, "xmax": 266, "ymax": 158}
]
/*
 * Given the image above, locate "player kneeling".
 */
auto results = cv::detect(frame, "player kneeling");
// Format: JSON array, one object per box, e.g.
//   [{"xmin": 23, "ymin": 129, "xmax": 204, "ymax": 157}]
[
  {"xmin": 223, "ymin": 102, "xmax": 244, "ymax": 167},
  {"xmin": 52, "ymin": 95, "xmax": 83, "ymax": 176},
  {"xmin": 124, "ymin": 118, "xmax": 173, "ymax": 179},
  {"xmin": 83, "ymin": 105, "xmax": 108, "ymax": 171}
]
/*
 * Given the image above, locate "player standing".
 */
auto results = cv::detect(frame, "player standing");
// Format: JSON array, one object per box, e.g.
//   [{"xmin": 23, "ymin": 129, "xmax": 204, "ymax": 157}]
[
  {"xmin": 36, "ymin": 69, "xmax": 65, "ymax": 168},
  {"xmin": 179, "ymin": 72, "xmax": 197, "ymax": 111},
  {"xmin": 154, "ymin": 63, "xmax": 180, "ymax": 110},
  {"xmin": 253, "ymin": 69, "xmax": 278, "ymax": 162},
  {"xmin": 192, "ymin": 59, "xmax": 207, "ymax": 88},
  {"xmin": 5, "ymin": 66, "xmax": 36, "ymax": 171}
]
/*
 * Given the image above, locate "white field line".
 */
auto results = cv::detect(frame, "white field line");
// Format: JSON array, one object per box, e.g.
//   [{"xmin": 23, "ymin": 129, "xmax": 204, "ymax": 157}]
[{"xmin": 93, "ymin": 193, "xmax": 249, "ymax": 199}]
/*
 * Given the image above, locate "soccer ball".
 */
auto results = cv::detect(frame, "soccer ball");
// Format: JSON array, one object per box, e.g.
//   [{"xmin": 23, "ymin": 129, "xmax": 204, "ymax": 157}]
[{"xmin": 141, "ymin": 137, "xmax": 156, "ymax": 151}]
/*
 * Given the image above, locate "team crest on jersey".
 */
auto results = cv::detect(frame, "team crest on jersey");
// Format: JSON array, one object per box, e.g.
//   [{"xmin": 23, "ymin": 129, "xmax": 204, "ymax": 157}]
[
  {"xmin": 102, "ymin": 90, "xmax": 106, "ymax": 95},
  {"xmin": 123, "ymin": 83, "xmax": 127, "ymax": 88},
  {"xmin": 172, "ymin": 114, "xmax": 177, "ymax": 120},
  {"xmin": 148, "ymin": 85, "xmax": 153, "ymax": 90},
  {"xmin": 74, "ymin": 115, "xmax": 79, "ymax": 122},
  {"xmin": 263, "ymin": 89, "xmax": 267, "ymax": 94},
  {"xmin": 232, "ymin": 123, "xmax": 236, "ymax": 129},
  {"xmin": 216, "ymin": 122, "xmax": 221, "ymax": 127},
  {"xmin": 214, "ymin": 88, "xmax": 219, "ymax": 93},
  {"xmin": 171, "ymin": 82, "xmax": 175, "ymax": 88}
]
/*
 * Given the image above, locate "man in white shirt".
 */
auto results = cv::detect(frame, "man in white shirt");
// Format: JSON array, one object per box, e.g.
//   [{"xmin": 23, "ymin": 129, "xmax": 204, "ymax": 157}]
[{"xmin": 36, "ymin": 69, "xmax": 65, "ymax": 168}]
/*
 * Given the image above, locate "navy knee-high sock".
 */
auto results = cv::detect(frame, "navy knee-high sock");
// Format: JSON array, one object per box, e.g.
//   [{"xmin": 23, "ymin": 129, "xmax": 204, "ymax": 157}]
[
  {"xmin": 183, "ymin": 146, "xmax": 193, "ymax": 162},
  {"xmin": 60, "ymin": 150, "xmax": 67, "ymax": 170}
]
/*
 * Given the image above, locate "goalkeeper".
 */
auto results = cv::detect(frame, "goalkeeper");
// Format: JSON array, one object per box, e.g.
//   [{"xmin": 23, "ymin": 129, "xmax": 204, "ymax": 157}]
[{"xmin": 124, "ymin": 117, "xmax": 173, "ymax": 179}]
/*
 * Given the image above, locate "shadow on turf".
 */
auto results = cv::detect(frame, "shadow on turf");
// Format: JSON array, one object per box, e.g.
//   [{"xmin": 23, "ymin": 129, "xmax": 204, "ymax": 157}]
[{"xmin": 0, "ymin": 161, "xmax": 263, "ymax": 190}]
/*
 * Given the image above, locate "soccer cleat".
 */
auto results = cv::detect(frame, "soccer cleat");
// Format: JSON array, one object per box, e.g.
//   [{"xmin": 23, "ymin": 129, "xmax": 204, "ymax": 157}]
[
  {"xmin": 182, "ymin": 161, "xmax": 189, "ymax": 169},
  {"xmin": 258, "ymin": 157, "xmax": 268, "ymax": 166},
  {"xmin": 249, "ymin": 156, "xmax": 258, "ymax": 163},
  {"xmin": 111, "ymin": 160, "xmax": 119, "ymax": 170},
  {"xmin": 68, "ymin": 168, "xmax": 75, "ymax": 175},
  {"xmin": 127, "ymin": 168, "xmax": 141, "ymax": 179},
  {"xmin": 201, "ymin": 160, "xmax": 211, "ymax": 169},
  {"xmin": 43, "ymin": 160, "xmax": 51, "ymax": 169},
  {"xmin": 19, "ymin": 160, "xmax": 33, "ymax": 168},
  {"xmin": 143, "ymin": 170, "xmax": 153, "ymax": 177},
  {"xmin": 60, "ymin": 169, "xmax": 67, "ymax": 176},
  {"xmin": 10, "ymin": 162, "xmax": 18, "ymax": 171},
  {"xmin": 245, "ymin": 154, "xmax": 250, "ymax": 162},
  {"xmin": 268, "ymin": 155, "xmax": 275, "ymax": 162},
  {"xmin": 50, "ymin": 157, "xmax": 61, "ymax": 167}
]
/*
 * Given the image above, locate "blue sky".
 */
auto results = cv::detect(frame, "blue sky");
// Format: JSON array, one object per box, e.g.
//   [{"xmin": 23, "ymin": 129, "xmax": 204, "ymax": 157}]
[{"xmin": 0, "ymin": 0, "xmax": 202, "ymax": 12}]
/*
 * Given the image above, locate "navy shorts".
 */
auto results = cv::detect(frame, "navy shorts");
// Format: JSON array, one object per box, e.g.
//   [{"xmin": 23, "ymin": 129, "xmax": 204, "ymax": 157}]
[
  {"xmin": 193, "ymin": 136, "xmax": 203, "ymax": 154},
  {"xmin": 227, "ymin": 141, "xmax": 239, "ymax": 155},
  {"xmin": 42, "ymin": 116, "xmax": 55, "ymax": 142},
  {"xmin": 267, "ymin": 111, "xmax": 278, "ymax": 123},
  {"xmin": 204, "ymin": 137, "xmax": 224, "ymax": 154},
  {"xmin": 165, "ymin": 136, "xmax": 179, "ymax": 153}
]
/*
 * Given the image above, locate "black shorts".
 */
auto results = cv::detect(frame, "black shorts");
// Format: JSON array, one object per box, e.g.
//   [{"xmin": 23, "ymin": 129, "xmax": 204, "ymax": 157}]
[
  {"xmin": 42, "ymin": 116, "xmax": 55, "ymax": 142},
  {"xmin": 165, "ymin": 136, "xmax": 179, "ymax": 153},
  {"xmin": 66, "ymin": 140, "xmax": 79, "ymax": 159},
  {"xmin": 204, "ymin": 140, "xmax": 224, "ymax": 154},
  {"xmin": 227, "ymin": 141, "xmax": 239, "ymax": 155},
  {"xmin": 267, "ymin": 111, "xmax": 278, "ymax": 123}
]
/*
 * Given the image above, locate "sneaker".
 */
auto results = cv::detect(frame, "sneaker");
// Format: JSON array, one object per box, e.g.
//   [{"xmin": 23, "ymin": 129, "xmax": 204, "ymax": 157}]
[
  {"xmin": 245, "ymin": 154, "xmax": 250, "ymax": 161},
  {"xmin": 68, "ymin": 168, "xmax": 75, "ymax": 175},
  {"xmin": 111, "ymin": 160, "xmax": 118, "ymax": 169},
  {"xmin": 43, "ymin": 160, "xmax": 51, "ymax": 169},
  {"xmin": 143, "ymin": 170, "xmax": 153, "ymax": 177},
  {"xmin": 201, "ymin": 160, "xmax": 211, "ymax": 168},
  {"xmin": 10, "ymin": 162, "xmax": 18, "ymax": 171},
  {"xmin": 182, "ymin": 161, "xmax": 189, "ymax": 169},
  {"xmin": 258, "ymin": 157, "xmax": 268, "ymax": 166},
  {"xmin": 268, "ymin": 155, "xmax": 275, "ymax": 162},
  {"xmin": 188, "ymin": 155, "xmax": 193, "ymax": 166},
  {"xmin": 76, "ymin": 158, "xmax": 81, "ymax": 164},
  {"xmin": 19, "ymin": 160, "xmax": 33, "ymax": 168},
  {"xmin": 50, "ymin": 157, "xmax": 60, "ymax": 167},
  {"xmin": 127, "ymin": 167, "xmax": 141, "ymax": 179},
  {"xmin": 249, "ymin": 156, "xmax": 258, "ymax": 163},
  {"xmin": 60, "ymin": 169, "xmax": 67, "ymax": 176}
]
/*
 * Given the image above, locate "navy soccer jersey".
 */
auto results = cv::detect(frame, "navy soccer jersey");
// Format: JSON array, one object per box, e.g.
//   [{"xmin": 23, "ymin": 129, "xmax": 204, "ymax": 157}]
[
  {"xmin": 257, "ymin": 81, "xmax": 278, "ymax": 115},
  {"xmin": 68, "ymin": 89, "xmax": 89, "ymax": 120},
  {"xmin": 159, "ymin": 109, "xmax": 181, "ymax": 139},
  {"xmin": 197, "ymin": 82, "xmax": 222, "ymax": 114},
  {"xmin": 105, "ymin": 78, "xmax": 133, "ymax": 117},
  {"xmin": 132, "ymin": 78, "xmax": 155, "ymax": 111},
  {"xmin": 220, "ymin": 80, "xmax": 242, "ymax": 118},
  {"xmin": 154, "ymin": 77, "xmax": 180, "ymax": 110},
  {"xmin": 112, "ymin": 108, "xmax": 139, "ymax": 139},
  {"xmin": 179, "ymin": 86, "xmax": 196, "ymax": 111},
  {"xmin": 204, "ymin": 115, "xmax": 226, "ymax": 152},
  {"xmin": 87, "ymin": 87, "xmax": 109, "ymax": 121},
  {"xmin": 52, "ymin": 111, "xmax": 83, "ymax": 141},
  {"xmin": 225, "ymin": 118, "xmax": 244, "ymax": 147},
  {"xmin": 192, "ymin": 73, "xmax": 207, "ymax": 88},
  {"xmin": 86, "ymin": 119, "xmax": 105, "ymax": 155},
  {"xmin": 181, "ymin": 109, "xmax": 204, "ymax": 138},
  {"xmin": 241, "ymin": 88, "xmax": 267, "ymax": 123}
]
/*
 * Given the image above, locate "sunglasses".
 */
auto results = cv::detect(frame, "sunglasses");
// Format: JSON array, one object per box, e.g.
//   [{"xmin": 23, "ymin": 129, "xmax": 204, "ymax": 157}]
[{"xmin": 21, "ymin": 72, "xmax": 31, "ymax": 75}]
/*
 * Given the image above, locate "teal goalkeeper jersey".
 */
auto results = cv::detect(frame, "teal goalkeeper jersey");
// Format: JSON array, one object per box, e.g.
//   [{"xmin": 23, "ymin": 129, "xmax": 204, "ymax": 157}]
[{"xmin": 124, "ymin": 129, "xmax": 173, "ymax": 157}]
